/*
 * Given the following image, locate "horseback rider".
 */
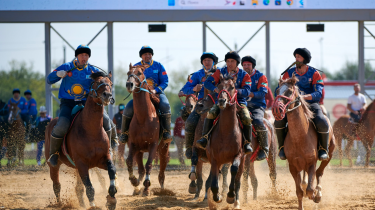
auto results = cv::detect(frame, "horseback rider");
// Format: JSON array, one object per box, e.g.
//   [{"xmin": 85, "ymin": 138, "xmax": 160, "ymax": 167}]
[
  {"xmin": 196, "ymin": 51, "xmax": 253, "ymax": 154},
  {"xmin": 8, "ymin": 88, "xmax": 29, "ymax": 125},
  {"xmin": 120, "ymin": 45, "xmax": 173, "ymax": 144},
  {"xmin": 178, "ymin": 52, "xmax": 219, "ymax": 159},
  {"xmin": 46, "ymin": 44, "xmax": 117, "ymax": 167},
  {"xmin": 275, "ymin": 48, "xmax": 329, "ymax": 161},
  {"xmin": 347, "ymin": 83, "xmax": 367, "ymax": 123},
  {"xmin": 242, "ymin": 56, "xmax": 269, "ymax": 161}
]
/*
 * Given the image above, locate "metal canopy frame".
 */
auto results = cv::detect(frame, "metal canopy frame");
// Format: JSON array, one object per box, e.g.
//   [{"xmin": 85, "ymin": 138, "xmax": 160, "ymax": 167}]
[{"xmin": 2, "ymin": 9, "xmax": 375, "ymax": 117}]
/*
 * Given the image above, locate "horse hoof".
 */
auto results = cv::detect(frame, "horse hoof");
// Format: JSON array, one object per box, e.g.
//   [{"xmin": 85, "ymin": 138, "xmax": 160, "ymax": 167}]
[
  {"xmin": 192, "ymin": 196, "xmax": 199, "ymax": 201},
  {"xmin": 226, "ymin": 195, "xmax": 235, "ymax": 204},
  {"xmin": 129, "ymin": 176, "xmax": 140, "ymax": 187},
  {"xmin": 214, "ymin": 195, "xmax": 222, "ymax": 203},
  {"xmin": 189, "ymin": 182, "xmax": 197, "ymax": 194},
  {"xmin": 234, "ymin": 200, "xmax": 241, "ymax": 209},
  {"xmin": 189, "ymin": 172, "xmax": 196, "ymax": 181},
  {"xmin": 133, "ymin": 186, "xmax": 141, "ymax": 196},
  {"xmin": 143, "ymin": 180, "xmax": 151, "ymax": 188},
  {"xmin": 108, "ymin": 185, "xmax": 117, "ymax": 198},
  {"xmin": 106, "ymin": 194, "xmax": 117, "ymax": 204},
  {"xmin": 143, "ymin": 189, "xmax": 150, "ymax": 196}
]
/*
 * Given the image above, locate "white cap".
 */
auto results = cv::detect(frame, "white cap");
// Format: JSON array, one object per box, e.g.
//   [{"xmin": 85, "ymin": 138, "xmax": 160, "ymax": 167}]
[{"xmin": 39, "ymin": 106, "xmax": 47, "ymax": 113}]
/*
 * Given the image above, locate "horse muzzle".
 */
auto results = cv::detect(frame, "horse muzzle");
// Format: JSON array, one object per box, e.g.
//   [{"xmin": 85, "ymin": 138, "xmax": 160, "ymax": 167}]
[
  {"xmin": 101, "ymin": 91, "xmax": 113, "ymax": 106},
  {"xmin": 272, "ymin": 101, "xmax": 287, "ymax": 121},
  {"xmin": 218, "ymin": 98, "xmax": 227, "ymax": 110},
  {"xmin": 186, "ymin": 104, "xmax": 195, "ymax": 114},
  {"xmin": 126, "ymin": 82, "xmax": 135, "ymax": 93}
]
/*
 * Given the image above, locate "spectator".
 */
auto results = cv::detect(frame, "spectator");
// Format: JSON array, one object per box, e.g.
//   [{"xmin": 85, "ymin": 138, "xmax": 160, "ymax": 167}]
[
  {"xmin": 30, "ymin": 106, "xmax": 51, "ymax": 166},
  {"xmin": 173, "ymin": 113, "xmax": 185, "ymax": 166},
  {"xmin": 347, "ymin": 84, "xmax": 366, "ymax": 123},
  {"xmin": 24, "ymin": 90, "xmax": 37, "ymax": 140},
  {"xmin": 113, "ymin": 104, "xmax": 125, "ymax": 167}
]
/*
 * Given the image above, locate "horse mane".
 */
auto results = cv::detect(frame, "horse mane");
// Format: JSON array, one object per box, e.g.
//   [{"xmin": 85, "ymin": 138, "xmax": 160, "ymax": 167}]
[
  {"xmin": 360, "ymin": 99, "xmax": 375, "ymax": 121},
  {"xmin": 279, "ymin": 75, "xmax": 314, "ymax": 120},
  {"xmin": 90, "ymin": 72, "xmax": 107, "ymax": 80}
]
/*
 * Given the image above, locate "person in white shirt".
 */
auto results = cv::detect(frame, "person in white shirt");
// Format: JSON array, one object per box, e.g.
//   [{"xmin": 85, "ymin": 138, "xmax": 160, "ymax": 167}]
[{"xmin": 347, "ymin": 84, "xmax": 367, "ymax": 123}]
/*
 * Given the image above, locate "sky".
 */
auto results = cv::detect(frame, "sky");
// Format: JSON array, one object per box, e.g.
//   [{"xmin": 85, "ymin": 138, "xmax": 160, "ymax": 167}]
[{"xmin": 0, "ymin": 21, "xmax": 374, "ymax": 84}]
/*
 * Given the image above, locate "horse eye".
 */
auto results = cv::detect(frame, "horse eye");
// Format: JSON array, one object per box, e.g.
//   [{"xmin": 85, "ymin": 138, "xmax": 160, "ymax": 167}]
[{"xmin": 137, "ymin": 72, "xmax": 142, "ymax": 76}]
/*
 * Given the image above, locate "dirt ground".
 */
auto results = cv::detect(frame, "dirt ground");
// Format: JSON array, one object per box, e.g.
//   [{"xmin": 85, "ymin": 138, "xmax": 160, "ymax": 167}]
[{"xmin": 1, "ymin": 163, "xmax": 375, "ymax": 210}]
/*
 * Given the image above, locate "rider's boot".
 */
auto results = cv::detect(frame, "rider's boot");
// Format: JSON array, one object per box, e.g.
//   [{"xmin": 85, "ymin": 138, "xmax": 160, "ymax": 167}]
[
  {"xmin": 160, "ymin": 113, "xmax": 173, "ymax": 143},
  {"xmin": 318, "ymin": 131, "xmax": 329, "ymax": 161},
  {"xmin": 276, "ymin": 128, "xmax": 287, "ymax": 160},
  {"xmin": 119, "ymin": 115, "xmax": 132, "ymax": 144},
  {"xmin": 106, "ymin": 127, "xmax": 119, "ymax": 149},
  {"xmin": 47, "ymin": 135, "xmax": 63, "ymax": 167},
  {"xmin": 242, "ymin": 124, "xmax": 254, "ymax": 155},
  {"xmin": 256, "ymin": 130, "xmax": 269, "ymax": 161},
  {"xmin": 185, "ymin": 131, "xmax": 195, "ymax": 159},
  {"xmin": 181, "ymin": 106, "xmax": 190, "ymax": 122},
  {"xmin": 196, "ymin": 118, "xmax": 214, "ymax": 150}
]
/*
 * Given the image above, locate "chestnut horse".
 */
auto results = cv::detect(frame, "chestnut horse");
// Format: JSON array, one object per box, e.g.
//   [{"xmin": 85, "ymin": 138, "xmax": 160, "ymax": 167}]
[
  {"xmin": 273, "ymin": 74, "xmax": 335, "ymax": 210},
  {"xmin": 333, "ymin": 100, "xmax": 375, "ymax": 167},
  {"xmin": 207, "ymin": 74, "xmax": 245, "ymax": 209},
  {"xmin": 125, "ymin": 64, "xmax": 170, "ymax": 196},
  {"xmin": 187, "ymin": 87, "xmax": 230, "ymax": 201},
  {"xmin": 7, "ymin": 100, "xmax": 26, "ymax": 167},
  {"xmin": 45, "ymin": 72, "xmax": 117, "ymax": 209},
  {"xmin": 242, "ymin": 117, "xmax": 277, "ymax": 202}
]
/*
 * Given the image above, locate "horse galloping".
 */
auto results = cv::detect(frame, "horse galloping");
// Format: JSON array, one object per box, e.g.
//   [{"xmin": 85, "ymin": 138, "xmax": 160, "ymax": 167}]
[
  {"xmin": 45, "ymin": 72, "xmax": 117, "ymax": 209},
  {"xmin": 125, "ymin": 64, "xmax": 171, "ymax": 196},
  {"xmin": 273, "ymin": 74, "xmax": 335, "ymax": 210},
  {"xmin": 333, "ymin": 100, "xmax": 375, "ymax": 167},
  {"xmin": 7, "ymin": 100, "xmax": 26, "ymax": 166}
]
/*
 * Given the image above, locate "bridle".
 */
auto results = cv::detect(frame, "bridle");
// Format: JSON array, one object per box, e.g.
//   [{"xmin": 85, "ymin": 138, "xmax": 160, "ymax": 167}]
[
  {"xmin": 179, "ymin": 94, "xmax": 199, "ymax": 106},
  {"xmin": 8, "ymin": 108, "xmax": 20, "ymax": 124},
  {"xmin": 89, "ymin": 79, "xmax": 115, "ymax": 106},
  {"xmin": 217, "ymin": 89, "xmax": 240, "ymax": 107},
  {"xmin": 272, "ymin": 85, "xmax": 301, "ymax": 121}
]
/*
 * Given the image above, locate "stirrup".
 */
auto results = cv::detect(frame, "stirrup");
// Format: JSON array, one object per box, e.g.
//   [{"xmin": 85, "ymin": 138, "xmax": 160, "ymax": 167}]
[
  {"xmin": 318, "ymin": 145, "xmax": 329, "ymax": 159},
  {"xmin": 122, "ymin": 131, "xmax": 129, "ymax": 136}
]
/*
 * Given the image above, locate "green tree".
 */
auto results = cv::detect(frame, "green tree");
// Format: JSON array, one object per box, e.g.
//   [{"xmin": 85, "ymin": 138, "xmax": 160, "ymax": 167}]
[{"xmin": 325, "ymin": 61, "xmax": 374, "ymax": 81}]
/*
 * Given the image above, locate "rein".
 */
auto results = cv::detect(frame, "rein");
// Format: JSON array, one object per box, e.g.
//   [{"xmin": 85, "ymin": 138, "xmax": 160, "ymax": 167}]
[
  {"xmin": 179, "ymin": 94, "xmax": 199, "ymax": 106},
  {"xmin": 124, "ymin": 73, "xmax": 156, "ymax": 101},
  {"xmin": 218, "ymin": 89, "xmax": 241, "ymax": 107},
  {"xmin": 272, "ymin": 87, "xmax": 301, "ymax": 121},
  {"xmin": 89, "ymin": 81, "xmax": 115, "ymax": 106}
]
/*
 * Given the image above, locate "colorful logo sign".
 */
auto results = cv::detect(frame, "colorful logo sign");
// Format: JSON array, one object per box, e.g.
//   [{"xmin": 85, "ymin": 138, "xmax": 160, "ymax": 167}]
[
  {"xmin": 287, "ymin": 0, "xmax": 293, "ymax": 5},
  {"xmin": 252, "ymin": 0, "xmax": 258, "ymax": 5},
  {"xmin": 263, "ymin": 0, "xmax": 269, "ymax": 5},
  {"xmin": 275, "ymin": 0, "xmax": 281, "ymax": 5}
]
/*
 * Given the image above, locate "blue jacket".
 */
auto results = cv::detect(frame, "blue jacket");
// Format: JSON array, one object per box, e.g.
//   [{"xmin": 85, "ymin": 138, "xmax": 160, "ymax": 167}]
[
  {"xmin": 247, "ymin": 70, "xmax": 268, "ymax": 109},
  {"xmin": 275, "ymin": 66, "xmax": 324, "ymax": 104},
  {"xmin": 8, "ymin": 97, "xmax": 28, "ymax": 114},
  {"xmin": 47, "ymin": 60, "xmax": 99, "ymax": 101},
  {"xmin": 134, "ymin": 60, "xmax": 168, "ymax": 94},
  {"xmin": 180, "ymin": 69, "xmax": 208, "ymax": 100},
  {"xmin": 27, "ymin": 98, "xmax": 37, "ymax": 116},
  {"xmin": 204, "ymin": 67, "xmax": 252, "ymax": 106}
]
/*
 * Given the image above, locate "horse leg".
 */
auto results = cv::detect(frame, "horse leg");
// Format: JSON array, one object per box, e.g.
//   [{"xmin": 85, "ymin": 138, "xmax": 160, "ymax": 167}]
[
  {"xmin": 233, "ymin": 154, "xmax": 245, "ymax": 209},
  {"xmin": 75, "ymin": 170, "xmax": 85, "ymax": 208},
  {"xmin": 76, "ymin": 163, "xmax": 96, "ymax": 207},
  {"xmin": 105, "ymin": 158, "xmax": 118, "ymax": 210},
  {"xmin": 336, "ymin": 133, "xmax": 343, "ymax": 167},
  {"xmin": 193, "ymin": 160, "xmax": 204, "ymax": 200},
  {"xmin": 189, "ymin": 148, "xmax": 198, "ymax": 182},
  {"xmin": 158, "ymin": 142, "xmax": 169, "ymax": 189},
  {"xmin": 144, "ymin": 143, "xmax": 157, "ymax": 196},
  {"xmin": 344, "ymin": 138, "xmax": 354, "ymax": 167},
  {"xmin": 364, "ymin": 139, "xmax": 372, "ymax": 168},
  {"xmin": 49, "ymin": 164, "xmax": 61, "ymax": 203},
  {"xmin": 305, "ymin": 165, "xmax": 316, "ymax": 200},
  {"xmin": 289, "ymin": 164, "xmax": 304, "ymax": 210},
  {"xmin": 314, "ymin": 140, "xmax": 335, "ymax": 203},
  {"xmin": 221, "ymin": 163, "xmax": 230, "ymax": 194},
  {"xmin": 249, "ymin": 160, "xmax": 258, "ymax": 201},
  {"xmin": 301, "ymin": 171, "xmax": 308, "ymax": 197},
  {"xmin": 227, "ymin": 153, "xmax": 242, "ymax": 205},
  {"xmin": 242, "ymin": 155, "xmax": 250, "ymax": 203},
  {"xmin": 267, "ymin": 137, "xmax": 277, "ymax": 193},
  {"xmin": 126, "ymin": 144, "xmax": 139, "ymax": 188},
  {"xmin": 210, "ymin": 160, "xmax": 222, "ymax": 203},
  {"xmin": 204, "ymin": 170, "xmax": 212, "ymax": 201},
  {"xmin": 131, "ymin": 152, "xmax": 144, "ymax": 196}
]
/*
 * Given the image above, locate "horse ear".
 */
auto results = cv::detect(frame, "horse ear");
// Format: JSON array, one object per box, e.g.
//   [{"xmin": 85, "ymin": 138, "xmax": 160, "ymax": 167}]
[
  {"xmin": 278, "ymin": 76, "xmax": 283, "ymax": 85},
  {"xmin": 129, "ymin": 63, "xmax": 133, "ymax": 71},
  {"xmin": 108, "ymin": 71, "xmax": 112, "ymax": 79},
  {"xmin": 291, "ymin": 73, "xmax": 298, "ymax": 85}
]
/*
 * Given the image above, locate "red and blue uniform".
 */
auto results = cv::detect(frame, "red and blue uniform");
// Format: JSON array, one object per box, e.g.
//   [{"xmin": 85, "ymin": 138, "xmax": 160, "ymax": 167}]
[
  {"xmin": 134, "ymin": 60, "xmax": 168, "ymax": 94},
  {"xmin": 276, "ymin": 66, "xmax": 324, "ymax": 104},
  {"xmin": 204, "ymin": 67, "xmax": 252, "ymax": 105},
  {"xmin": 247, "ymin": 70, "xmax": 268, "ymax": 109}
]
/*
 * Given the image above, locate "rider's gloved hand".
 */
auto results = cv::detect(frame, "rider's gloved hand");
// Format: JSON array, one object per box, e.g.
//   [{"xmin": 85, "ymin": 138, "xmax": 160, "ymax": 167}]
[{"xmin": 56, "ymin": 70, "xmax": 67, "ymax": 78}]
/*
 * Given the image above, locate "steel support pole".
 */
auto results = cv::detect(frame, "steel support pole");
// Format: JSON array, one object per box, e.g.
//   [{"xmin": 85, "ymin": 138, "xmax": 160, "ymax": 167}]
[
  {"xmin": 107, "ymin": 22, "xmax": 114, "ymax": 118},
  {"xmin": 45, "ymin": 22, "xmax": 53, "ymax": 117},
  {"xmin": 203, "ymin": 21, "xmax": 207, "ymax": 53},
  {"xmin": 265, "ymin": 21, "xmax": 270, "ymax": 81},
  {"xmin": 358, "ymin": 21, "xmax": 365, "ymax": 94}
]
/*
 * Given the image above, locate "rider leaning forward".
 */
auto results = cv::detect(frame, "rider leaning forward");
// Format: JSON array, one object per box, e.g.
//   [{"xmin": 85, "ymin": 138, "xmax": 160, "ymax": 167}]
[
  {"xmin": 242, "ymin": 56, "xmax": 269, "ymax": 161},
  {"xmin": 275, "ymin": 48, "xmax": 329, "ymax": 161},
  {"xmin": 47, "ymin": 45, "xmax": 118, "ymax": 167},
  {"xmin": 120, "ymin": 46, "xmax": 173, "ymax": 144},
  {"xmin": 196, "ymin": 51, "xmax": 253, "ymax": 155},
  {"xmin": 178, "ymin": 52, "xmax": 219, "ymax": 159}
]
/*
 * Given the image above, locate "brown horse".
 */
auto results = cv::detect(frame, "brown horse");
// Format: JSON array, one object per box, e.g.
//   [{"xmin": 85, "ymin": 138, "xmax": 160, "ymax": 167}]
[
  {"xmin": 184, "ymin": 94, "xmax": 199, "ymax": 114},
  {"xmin": 333, "ymin": 100, "xmax": 375, "ymax": 167},
  {"xmin": 273, "ymin": 74, "xmax": 335, "ymax": 210},
  {"xmin": 45, "ymin": 72, "xmax": 117, "ymax": 209},
  {"xmin": 7, "ymin": 100, "xmax": 26, "ymax": 167},
  {"xmin": 242, "ymin": 117, "xmax": 277, "ymax": 202},
  {"xmin": 125, "ymin": 63, "xmax": 170, "ymax": 196},
  {"xmin": 187, "ymin": 87, "xmax": 230, "ymax": 201},
  {"xmin": 206, "ymin": 74, "xmax": 245, "ymax": 209}
]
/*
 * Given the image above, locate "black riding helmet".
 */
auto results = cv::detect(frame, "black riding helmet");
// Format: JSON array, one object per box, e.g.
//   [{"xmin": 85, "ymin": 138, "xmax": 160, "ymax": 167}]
[
  {"xmin": 225, "ymin": 51, "xmax": 241, "ymax": 66},
  {"xmin": 201, "ymin": 52, "xmax": 218, "ymax": 65},
  {"xmin": 241, "ymin": 56, "xmax": 256, "ymax": 68},
  {"xmin": 293, "ymin": 48, "xmax": 311, "ymax": 64}
]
